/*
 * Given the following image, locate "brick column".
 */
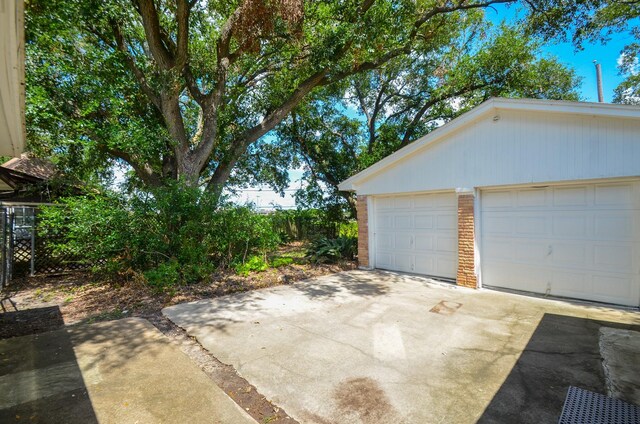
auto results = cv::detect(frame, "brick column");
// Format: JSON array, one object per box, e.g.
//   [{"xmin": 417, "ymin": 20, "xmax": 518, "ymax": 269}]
[
  {"xmin": 457, "ymin": 193, "xmax": 477, "ymax": 288},
  {"xmin": 356, "ymin": 195, "xmax": 370, "ymax": 269}
]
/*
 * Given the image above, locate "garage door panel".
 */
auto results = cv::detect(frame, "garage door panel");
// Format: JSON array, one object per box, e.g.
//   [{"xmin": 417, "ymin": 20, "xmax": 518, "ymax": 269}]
[
  {"xmin": 551, "ymin": 243, "xmax": 586, "ymax": 266},
  {"xmin": 482, "ymin": 190, "xmax": 513, "ymax": 209},
  {"xmin": 594, "ymin": 215, "xmax": 633, "ymax": 239},
  {"xmin": 552, "ymin": 215, "xmax": 588, "ymax": 238},
  {"xmin": 517, "ymin": 188, "xmax": 547, "ymax": 207},
  {"xmin": 414, "ymin": 193, "xmax": 455, "ymax": 209},
  {"xmin": 377, "ymin": 233, "xmax": 394, "ymax": 249},
  {"xmin": 484, "ymin": 215, "xmax": 514, "ymax": 235},
  {"xmin": 482, "ymin": 182, "xmax": 640, "ymax": 306},
  {"xmin": 593, "ymin": 244, "xmax": 633, "ymax": 269},
  {"xmin": 592, "ymin": 274, "xmax": 636, "ymax": 299},
  {"xmin": 394, "ymin": 197, "xmax": 412, "ymax": 209},
  {"xmin": 594, "ymin": 183, "xmax": 635, "ymax": 207},
  {"xmin": 374, "ymin": 193, "xmax": 457, "ymax": 279},
  {"xmin": 414, "ymin": 255, "xmax": 436, "ymax": 275},
  {"xmin": 436, "ymin": 257, "xmax": 457, "ymax": 276},
  {"xmin": 436, "ymin": 214, "xmax": 456, "ymax": 230},
  {"xmin": 377, "ymin": 215, "xmax": 393, "ymax": 229},
  {"xmin": 436, "ymin": 236, "xmax": 456, "ymax": 253},
  {"xmin": 516, "ymin": 216, "xmax": 547, "ymax": 235},
  {"xmin": 483, "ymin": 262, "xmax": 550, "ymax": 293},
  {"xmin": 376, "ymin": 252, "xmax": 393, "ymax": 268},
  {"xmin": 414, "ymin": 235, "xmax": 433, "ymax": 252},
  {"xmin": 395, "ymin": 215, "xmax": 412, "ymax": 229},
  {"xmin": 395, "ymin": 233, "xmax": 412, "ymax": 250},
  {"xmin": 550, "ymin": 270, "xmax": 590, "ymax": 298},
  {"xmin": 394, "ymin": 255, "xmax": 412, "ymax": 272},
  {"xmin": 414, "ymin": 215, "xmax": 434, "ymax": 229},
  {"xmin": 483, "ymin": 239, "xmax": 514, "ymax": 260},
  {"xmin": 377, "ymin": 198, "xmax": 395, "ymax": 210},
  {"xmin": 515, "ymin": 241, "xmax": 549, "ymax": 263},
  {"xmin": 553, "ymin": 186, "xmax": 589, "ymax": 206}
]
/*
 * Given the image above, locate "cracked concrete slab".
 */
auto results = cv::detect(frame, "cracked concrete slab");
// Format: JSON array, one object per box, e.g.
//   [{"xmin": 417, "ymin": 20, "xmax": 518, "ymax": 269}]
[
  {"xmin": 599, "ymin": 327, "xmax": 640, "ymax": 405},
  {"xmin": 163, "ymin": 270, "xmax": 640, "ymax": 424},
  {"xmin": 0, "ymin": 317, "xmax": 256, "ymax": 424}
]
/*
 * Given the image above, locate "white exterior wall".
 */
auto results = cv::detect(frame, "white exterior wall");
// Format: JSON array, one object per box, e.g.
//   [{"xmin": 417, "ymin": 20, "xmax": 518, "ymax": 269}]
[{"xmin": 355, "ymin": 109, "xmax": 640, "ymax": 195}]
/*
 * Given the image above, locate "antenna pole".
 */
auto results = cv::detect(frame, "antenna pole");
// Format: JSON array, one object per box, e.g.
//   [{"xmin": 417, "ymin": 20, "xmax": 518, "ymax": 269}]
[{"xmin": 593, "ymin": 61, "xmax": 604, "ymax": 103}]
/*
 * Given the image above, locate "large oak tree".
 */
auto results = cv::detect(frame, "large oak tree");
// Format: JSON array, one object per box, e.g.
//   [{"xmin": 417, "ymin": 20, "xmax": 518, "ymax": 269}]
[{"xmin": 26, "ymin": 0, "xmax": 583, "ymax": 198}]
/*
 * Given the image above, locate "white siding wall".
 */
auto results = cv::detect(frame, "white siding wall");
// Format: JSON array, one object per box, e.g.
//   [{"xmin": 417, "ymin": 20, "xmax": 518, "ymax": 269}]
[{"xmin": 356, "ymin": 109, "xmax": 640, "ymax": 195}]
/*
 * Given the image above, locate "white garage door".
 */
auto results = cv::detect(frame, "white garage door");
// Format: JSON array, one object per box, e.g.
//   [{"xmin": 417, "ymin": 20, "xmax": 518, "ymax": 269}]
[
  {"xmin": 374, "ymin": 192, "xmax": 457, "ymax": 278},
  {"xmin": 481, "ymin": 182, "xmax": 640, "ymax": 306}
]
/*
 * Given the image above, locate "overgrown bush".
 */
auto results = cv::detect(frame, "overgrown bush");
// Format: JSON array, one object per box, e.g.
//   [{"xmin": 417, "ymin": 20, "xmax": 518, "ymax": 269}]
[
  {"xmin": 305, "ymin": 236, "xmax": 357, "ymax": 263},
  {"xmin": 38, "ymin": 183, "xmax": 280, "ymax": 286},
  {"xmin": 271, "ymin": 209, "xmax": 340, "ymax": 241}
]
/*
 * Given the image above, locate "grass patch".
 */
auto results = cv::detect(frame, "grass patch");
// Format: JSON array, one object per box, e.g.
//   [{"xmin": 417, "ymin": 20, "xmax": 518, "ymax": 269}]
[{"xmin": 270, "ymin": 257, "xmax": 293, "ymax": 268}]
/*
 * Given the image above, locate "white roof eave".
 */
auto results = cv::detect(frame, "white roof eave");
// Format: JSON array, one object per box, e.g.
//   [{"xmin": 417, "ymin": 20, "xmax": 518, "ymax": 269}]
[{"xmin": 0, "ymin": 0, "xmax": 26, "ymax": 158}]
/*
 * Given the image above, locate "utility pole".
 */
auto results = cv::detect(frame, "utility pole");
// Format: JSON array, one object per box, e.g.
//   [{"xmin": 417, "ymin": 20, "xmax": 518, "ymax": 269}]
[{"xmin": 593, "ymin": 60, "xmax": 604, "ymax": 103}]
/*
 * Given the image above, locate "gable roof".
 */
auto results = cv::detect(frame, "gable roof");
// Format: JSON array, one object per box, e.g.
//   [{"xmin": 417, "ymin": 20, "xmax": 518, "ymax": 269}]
[
  {"xmin": 338, "ymin": 97, "xmax": 640, "ymax": 192},
  {"xmin": 0, "ymin": 154, "xmax": 57, "ymax": 187}
]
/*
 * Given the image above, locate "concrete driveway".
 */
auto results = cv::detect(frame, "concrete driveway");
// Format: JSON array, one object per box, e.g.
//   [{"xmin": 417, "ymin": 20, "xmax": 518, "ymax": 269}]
[
  {"xmin": 0, "ymin": 317, "xmax": 255, "ymax": 424},
  {"xmin": 163, "ymin": 270, "xmax": 640, "ymax": 424}
]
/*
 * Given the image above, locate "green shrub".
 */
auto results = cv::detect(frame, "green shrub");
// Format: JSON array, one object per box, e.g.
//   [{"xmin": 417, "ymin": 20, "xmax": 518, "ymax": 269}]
[
  {"xmin": 306, "ymin": 236, "xmax": 357, "ymax": 263},
  {"xmin": 38, "ymin": 182, "xmax": 281, "ymax": 285},
  {"xmin": 209, "ymin": 206, "xmax": 280, "ymax": 267},
  {"xmin": 270, "ymin": 209, "xmax": 340, "ymax": 241},
  {"xmin": 144, "ymin": 260, "xmax": 181, "ymax": 291},
  {"xmin": 234, "ymin": 255, "xmax": 269, "ymax": 276},
  {"xmin": 338, "ymin": 221, "xmax": 358, "ymax": 238}
]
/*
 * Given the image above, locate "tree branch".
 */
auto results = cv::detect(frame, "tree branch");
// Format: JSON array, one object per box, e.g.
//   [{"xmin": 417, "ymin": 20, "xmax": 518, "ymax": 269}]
[
  {"xmin": 134, "ymin": 0, "xmax": 175, "ymax": 69},
  {"xmin": 104, "ymin": 147, "xmax": 163, "ymax": 187},
  {"xmin": 401, "ymin": 83, "xmax": 487, "ymax": 144},
  {"xmin": 110, "ymin": 20, "xmax": 162, "ymax": 109}
]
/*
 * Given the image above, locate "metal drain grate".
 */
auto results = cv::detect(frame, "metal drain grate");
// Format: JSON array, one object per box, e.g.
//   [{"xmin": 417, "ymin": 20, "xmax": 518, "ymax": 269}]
[{"xmin": 559, "ymin": 386, "xmax": 640, "ymax": 424}]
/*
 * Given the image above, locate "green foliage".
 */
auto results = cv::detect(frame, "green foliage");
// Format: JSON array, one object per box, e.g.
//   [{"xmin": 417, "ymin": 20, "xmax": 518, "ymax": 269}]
[
  {"xmin": 210, "ymin": 207, "xmax": 281, "ymax": 267},
  {"xmin": 271, "ymin": 209, "xmax": 341, "ymax": 241},
  {"xmin": 25, "ymin": 0, "xmax": 589, "ymax": 199},
  {"xmin": 306, "ymin": 237, "xmax": 357, "ymax": 264},
  {"xmin": 38, "ymin": 183, "xmax": 281, "ymax": 285},
  {"xmin": 275, "ymin": 23, "xmax": 581, "ymax": 217},
  {"xmin": 144, "ymin": 260, "xmax": 181, "ymax": 291},
  {"xmin": 338, "ymin": 221, "xmax": 358, "ymax": 239},
  {"xmin": 234, "ymin": 255, "xmax": 269, "ymax": 277},
  {"xmin": 270, "ymin": 257, "xmax": 294, "ymax": 268}
]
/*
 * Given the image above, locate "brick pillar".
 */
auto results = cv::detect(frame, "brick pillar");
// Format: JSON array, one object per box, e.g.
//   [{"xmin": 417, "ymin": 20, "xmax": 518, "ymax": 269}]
[
  {"xmin": 356, "ymin": 195, "xmax": 370, "ymax": 269},
  {"xmin": 457, "ymin": 193, "xmax": 477, "ymax": 288}
]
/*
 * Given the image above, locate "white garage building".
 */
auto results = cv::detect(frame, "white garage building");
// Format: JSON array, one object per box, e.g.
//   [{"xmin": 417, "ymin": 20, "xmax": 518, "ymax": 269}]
[{"xmin": 338, "ymin": 98, "xmax": 640, "ymax": 307}]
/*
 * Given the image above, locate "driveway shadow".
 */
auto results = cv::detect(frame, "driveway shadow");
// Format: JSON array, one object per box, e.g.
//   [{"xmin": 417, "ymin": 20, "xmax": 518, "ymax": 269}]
[
  {"xmin": 290, "ymin": 270, "xmax": 393, "ymax": 300},
  {"xmin": 0, "ymin": 306, "xmax": 98, "ymax": 423},
  {"xmin": 0, "ymin": 305, "xmax": 65, "ymax": 339},
  {"xmin": 478, "ymin": 313, "xmax": 640, "ymax": 424}
]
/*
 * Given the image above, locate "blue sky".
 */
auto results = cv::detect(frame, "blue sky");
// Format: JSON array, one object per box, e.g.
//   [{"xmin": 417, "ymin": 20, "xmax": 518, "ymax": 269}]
[
  {"xmin": 540, "ymin": 39, "xmax": 629, "ymax": 103},
  {"xmin": 487, "ymin": 4, "xmax": 633, "ymax": 102}
]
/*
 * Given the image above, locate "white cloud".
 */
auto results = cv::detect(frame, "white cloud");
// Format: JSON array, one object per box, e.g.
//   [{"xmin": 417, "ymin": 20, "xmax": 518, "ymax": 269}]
[{"xmin": 617, "ymin": 52, "xmax": 639, "ymax": 75}]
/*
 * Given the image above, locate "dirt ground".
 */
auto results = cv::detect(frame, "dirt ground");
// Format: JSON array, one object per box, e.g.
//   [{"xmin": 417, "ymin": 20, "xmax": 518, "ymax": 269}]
[
  {"xmin": 0, "ymin": 242, "xmax": 355, "ymax": 335},
  {"xmin": 0, "ymin": 243, "xmax": 351, "ymax": 423}
]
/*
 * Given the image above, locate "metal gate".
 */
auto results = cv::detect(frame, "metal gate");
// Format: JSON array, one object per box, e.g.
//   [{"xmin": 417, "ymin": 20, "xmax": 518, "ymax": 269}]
[
  {"xmin": 0, "ymin": 207, "xmax": 35, "ymax": 287},
  {"xmin": 0, "ymin": 206, "xmax": 95, "ymax": 288}
]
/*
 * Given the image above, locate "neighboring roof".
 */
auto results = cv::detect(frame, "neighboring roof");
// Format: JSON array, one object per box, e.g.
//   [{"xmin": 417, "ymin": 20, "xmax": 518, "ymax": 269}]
[
  {"xmin": 0, "ymin": 154, "xmax": 57, "ymax": 190},
  {"xmin": 1, "ymin": 154, "xmax": 57, "ymax": 180},
  {"xmin": 338, "ymin": 98, "xmax": 640, "ymax": 192},
  {"xmin": 0, "ymin": 0, "xmax": 25, "ymax": 157}
]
